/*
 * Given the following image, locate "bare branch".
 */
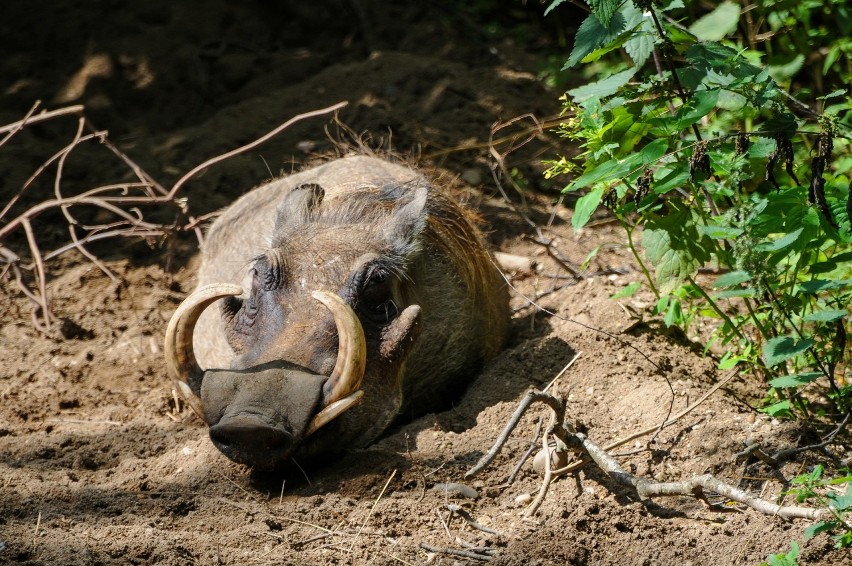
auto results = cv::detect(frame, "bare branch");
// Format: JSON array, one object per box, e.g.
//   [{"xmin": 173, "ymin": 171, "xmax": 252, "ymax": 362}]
[
  {"xmin": 469, "ymin": 387, "xmax": 830, "ymax": 521},
  {"xmin": 167, "ymin": 101, "xmax": 348, "ymax": 199}
]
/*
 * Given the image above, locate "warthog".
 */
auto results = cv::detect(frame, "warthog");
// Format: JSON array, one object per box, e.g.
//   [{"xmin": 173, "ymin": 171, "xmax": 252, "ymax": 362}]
[{"xmin": 165, "ymin": 155, "xmax": 509, "ymax": 470}]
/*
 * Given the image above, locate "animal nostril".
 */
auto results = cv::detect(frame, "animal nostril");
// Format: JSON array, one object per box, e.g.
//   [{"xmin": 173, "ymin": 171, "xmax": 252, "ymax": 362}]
[{"xmin": 210, "ymin": 415, "xmax": 293, "ymax": 452}]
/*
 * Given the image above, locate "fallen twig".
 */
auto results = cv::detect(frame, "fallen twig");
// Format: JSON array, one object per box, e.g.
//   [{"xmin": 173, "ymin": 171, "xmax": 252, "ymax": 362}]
[
  {"xmin": 445, "ymin": 504, "xmax": 504, "ymax": 537},
  {"xmin": 419, "ymin": 542, "xmax": 493, "ymax": 562},
  {"xmin": 467, "ymin": 388, "xmax": 830, "ymax": 521},
  {"xmin": 507, "ymin": 416, "xmax": 542, "ymax": 485}
]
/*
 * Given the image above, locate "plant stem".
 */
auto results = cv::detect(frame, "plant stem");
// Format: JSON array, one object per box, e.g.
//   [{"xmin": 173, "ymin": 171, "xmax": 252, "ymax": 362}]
[
  {"xmin": 687, "ymin": 275, "xmax": 746, "ymax": 343},
  {"xmin": 624, "ymin": 219, "xmax": 659, "ymax": 299}
]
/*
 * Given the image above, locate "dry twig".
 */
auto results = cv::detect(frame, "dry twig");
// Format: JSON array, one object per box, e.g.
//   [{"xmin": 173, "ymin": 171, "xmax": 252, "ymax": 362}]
[
  {"xmin": 0, "ymin": 101, "xmax": 348, "ymax": 331},
  {"xmin": 467, "ymin": 388, "xmax": 829, "ymax": 521}
]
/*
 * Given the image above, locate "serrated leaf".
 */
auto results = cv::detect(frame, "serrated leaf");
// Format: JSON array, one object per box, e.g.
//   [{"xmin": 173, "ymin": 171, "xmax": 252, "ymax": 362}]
[
  {"xmin": 689, "ymin": 1, "xmax": 741, "ymax": 41},
  {"xmin": 763, "ymin": 335, "xmax": 814, "ymax": 367},
  {"xmin": 769, "ymin": 372, "xmax": 823, "ymax": 388},
  {"xmin": 713, "ymin": 270, "xmax": 752, "ymax": 288},
  {"xmin": 572, "ymin": 187, "xmax": 605, "ymax": 229},
  {"xmin": 565, "ymin": 12, "xmax": 626, "ymax": 69},
  {"xmin": 581, "ymin": 31, "xmax": 632, "ymax": 64},
  {"xmin": 642, "ymin": 202, "xmax": 713, "ymax": 293},
  {"xmin": 758, "ymin": 113, "xmax": 798, "ymax": 136},
  {"xmin": 588, "ymin": 0, "xmax": 620, "ymax": 28},
  {"xmin": 803, "ymin": 309, "xmax": 847, "ymax": 322},
  {"xmin": 622, "ymin": 1, "xmax": 655, "ymax": 67},
  {"xmin": 568, "ymin": 67, "xmax": 638, "ymax": 103}
]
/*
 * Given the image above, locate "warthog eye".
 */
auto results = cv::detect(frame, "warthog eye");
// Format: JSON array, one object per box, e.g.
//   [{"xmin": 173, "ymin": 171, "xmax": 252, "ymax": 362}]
[
  {"xmin": 358, "ymin": 267, "xmax": 398, "ymax": 324},
  {"xmin": 243, "ymin": 267, "xmax": 262, "ymax": 320}
]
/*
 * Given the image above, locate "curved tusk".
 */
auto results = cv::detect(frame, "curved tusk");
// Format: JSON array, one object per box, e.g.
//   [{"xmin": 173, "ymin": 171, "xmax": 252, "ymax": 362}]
[
  {"xmin": 312, "ymin": 290, "xmax": 367, "ymax": 405},
  {"xmin": 305, "ymin": 390, "xmax": 364, "ymax": 437},
  {"xmin": 165, "ymin": 283, "xmax": 243, "ymax": 418}
]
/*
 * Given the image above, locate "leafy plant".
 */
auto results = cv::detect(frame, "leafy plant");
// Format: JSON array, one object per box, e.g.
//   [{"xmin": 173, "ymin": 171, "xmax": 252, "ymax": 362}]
[
  {"xmin": 761, "ymin": 540, "xmax": 800, "ymax": 566},
  {"xmin": 544, "ymin": 0, "xmax": 852, "ymax": 420},
  {"xmin": 786, "ymin": 465, "xmax": 852, "ymax": 548}
]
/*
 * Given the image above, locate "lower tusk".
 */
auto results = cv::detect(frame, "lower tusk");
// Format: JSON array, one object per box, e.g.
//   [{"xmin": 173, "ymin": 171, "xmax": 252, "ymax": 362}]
[
  {"xmin": 164, "ymin": 283, "xmax": 243, "ymax": 419},
  {"xmin": 304, "ymin": 390, "xmax": 364, "ymax": 437},
  {"xmin": 312, "ymin": 291, "xmax": 367, "ymax": 405},
  {"xmin": 174, "ymin": 381, "xmax": 205, "ymax": 420}
]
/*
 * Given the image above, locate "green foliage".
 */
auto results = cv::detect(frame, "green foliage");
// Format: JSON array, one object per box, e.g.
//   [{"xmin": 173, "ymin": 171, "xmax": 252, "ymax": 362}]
[
  {"xmin": 544, "ymin": 0, "xmax": 852, "ymax": 423},
  {"xmin": 761, "ymin": 540, "xmax": 799, "ymax": 566},
  {"xmin": 785, "ymin": 465, "xmax": 852, "ymax": 549}
]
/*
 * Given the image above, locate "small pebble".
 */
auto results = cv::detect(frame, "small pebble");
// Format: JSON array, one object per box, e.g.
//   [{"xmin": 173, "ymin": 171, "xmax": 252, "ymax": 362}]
[
  {"xmin": 432, "ymin": 482, "xmax": 479, "ymax": 500},
  {"xmin": 514, "ymin": 493, "xmax": 532, "ymax": 505}
]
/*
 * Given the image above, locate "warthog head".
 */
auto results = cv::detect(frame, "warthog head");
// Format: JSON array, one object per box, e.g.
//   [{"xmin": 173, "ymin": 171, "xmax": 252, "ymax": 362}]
[{"xmin": 165, "ymin": 157, "xmax": 508, "ymax": 470}]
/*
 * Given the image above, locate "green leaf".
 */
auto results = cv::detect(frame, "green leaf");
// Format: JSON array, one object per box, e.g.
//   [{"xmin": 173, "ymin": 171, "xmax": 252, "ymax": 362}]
[
  {"xmin": 769, "ymin": 372, "xmax": 823, "ymax": 388},
  {"xmin": 808, "ymin": 261, "xmax": 838, "ymax": 274},
  {"xmin": 803, "ymin": 309, "xmax": 847, "ymax": 322},
  {"xmin": 798, "ymin": 279, "xmax": 852, "ymax": 293},
  {"xmin": 611, "ymin": 281, "xmax": 641, "ymax": 299},
  {"xmin": 754, "ymin": 228, "xmax": 805, "ymax": 252},
  {"xmin": 622, "ymin": 1, "xmax": 655, "ymax": 67},
  {"xmin": 713, "ymin": 271, "xmax": 752, "ymax": 288},
  {"xmin": 638, "ymin": 138, "xmax": 669, "ymax": 164},
  {"xmin": 568, "ymin": 67, "xmax": 638, "ymax": 103},
  {"xmin": 761, "ymin": 399, "xmax": 794, "ymax": 418},
  {"xmin": 817, "ymin": 89, "xmax": 848, "ymax": 101},
  {"xmin": 700, "ymin": 225, "xmax": 743, "ymax": 239},
  {"xmin": 642, "ymin": 202, "xmax": 714, "ymax": 293},
  {"xmin": 565, "ymin": 12, "xmax": 626, "ymax": 69},
  {"xmin": 675, "ymin": 89, "xmax": 720, "ymax": 130},
  {"xmin": 763, "ymin": 335, "xmax": 814, "ymax": 367},
  {"xmin": 663, "ymin": 297, "xmax": 683, "ymax": 327},
  {"xmin": 768, "ymin": 53, "xmax": 805, "ymax": 83},
  {"xmin": 588, "ymin": 0, "xmax": 620, "ymax": 29},
  {"xmin": 572, "ymin": 187, "xmax": 605, "ymax": 229},
  {"xmin": 544, "ymin": 0, "xmax": 567, "ymax": 16},
  {"xmin": 758, "ymin": 113, "xmax": 798, "ymax": 136},
  {"xmin": 803, "ymin": 521, "xmax": 834, "ymax": 540},
  {"xmin": 689, "ymin": 2, "xmax": 741, "ymax": 42},
  {"xmin": 567, "ymin": 158, "xmax": 627, "ymax": 191}
]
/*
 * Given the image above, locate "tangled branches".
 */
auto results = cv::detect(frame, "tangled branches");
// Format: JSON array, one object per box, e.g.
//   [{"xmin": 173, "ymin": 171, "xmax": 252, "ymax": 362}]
[{"xmin": 0, "ymin": 101, "xmax": 347, "ymax": 332}]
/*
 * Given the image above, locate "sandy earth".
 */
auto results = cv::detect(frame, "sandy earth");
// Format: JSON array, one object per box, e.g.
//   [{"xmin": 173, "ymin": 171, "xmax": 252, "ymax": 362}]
[{"xmin": 0, "ymin": 2, "xmax": 848, "ymax": 564}]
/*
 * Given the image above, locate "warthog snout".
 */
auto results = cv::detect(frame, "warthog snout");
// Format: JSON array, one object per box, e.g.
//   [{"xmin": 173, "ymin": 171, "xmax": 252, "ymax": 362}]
[
  {"xmin": 165, "ymin": 285, "xmax": 368, "ymax": 468},
  {"xmin": 201, "ymin": 364, "xmax": 326, "ymax": 469}
]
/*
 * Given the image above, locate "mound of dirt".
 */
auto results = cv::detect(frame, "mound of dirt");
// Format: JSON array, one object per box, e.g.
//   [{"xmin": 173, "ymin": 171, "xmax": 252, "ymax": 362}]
[{"xmin": 1, "ymin": 2, "xmax": 845, "ymax": 564}]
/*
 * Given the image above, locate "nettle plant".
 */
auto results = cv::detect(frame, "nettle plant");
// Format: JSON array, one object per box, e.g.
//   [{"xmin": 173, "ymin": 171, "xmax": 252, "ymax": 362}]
[{"xmin": 544, "ymin": 0, "xmax": 852, "ymax": 419}]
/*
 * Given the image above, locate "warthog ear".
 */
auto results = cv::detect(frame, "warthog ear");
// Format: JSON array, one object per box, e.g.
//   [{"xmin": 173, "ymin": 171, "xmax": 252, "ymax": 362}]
[
  {"xmin": 273, "ymin": 182, "xmax": 325, "ymax": 234},
  {"xmin": 381, "ymin": 181, "xmax": 428, "ymax": 256}
]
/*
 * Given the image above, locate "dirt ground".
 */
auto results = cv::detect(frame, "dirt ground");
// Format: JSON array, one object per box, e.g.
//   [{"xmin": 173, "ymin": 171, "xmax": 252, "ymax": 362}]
[{"xmin": 1, "ymin": 2, "xmax": 848, "ymax": 564}]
